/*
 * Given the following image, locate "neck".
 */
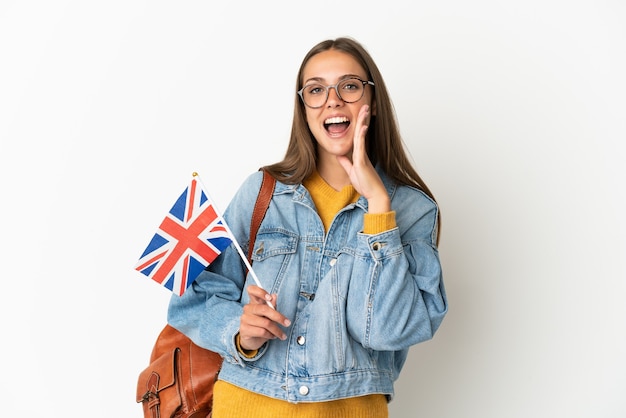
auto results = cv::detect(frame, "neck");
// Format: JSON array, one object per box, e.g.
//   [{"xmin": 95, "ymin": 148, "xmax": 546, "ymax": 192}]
[{"xmin": 316, "ymin": 158, "xmax": 350, "ymax": 191}]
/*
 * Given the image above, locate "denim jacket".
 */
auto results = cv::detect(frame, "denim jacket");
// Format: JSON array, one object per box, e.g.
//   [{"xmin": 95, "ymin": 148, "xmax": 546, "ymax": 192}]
[{"xmin": 167, "ymin": 168, "xmax": 447, "ymax": 403}]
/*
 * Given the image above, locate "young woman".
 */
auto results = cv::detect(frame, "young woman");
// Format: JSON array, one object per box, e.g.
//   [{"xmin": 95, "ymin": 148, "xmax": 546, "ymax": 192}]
[{"xmin": 167, "ymin": 37, "xmax": 448, "ymax": 418}]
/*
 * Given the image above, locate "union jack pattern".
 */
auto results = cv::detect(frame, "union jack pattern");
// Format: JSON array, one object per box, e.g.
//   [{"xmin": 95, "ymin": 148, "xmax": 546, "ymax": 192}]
[{"xmin": 135, "ymin": 176, "xmax": 232, "ymax": 296}]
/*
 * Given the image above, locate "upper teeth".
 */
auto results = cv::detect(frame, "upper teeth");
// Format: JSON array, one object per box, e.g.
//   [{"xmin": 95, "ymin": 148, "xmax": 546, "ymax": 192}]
[{"xmin": 325, "ymin": 116, "xmax": 348, "ymax": 124}]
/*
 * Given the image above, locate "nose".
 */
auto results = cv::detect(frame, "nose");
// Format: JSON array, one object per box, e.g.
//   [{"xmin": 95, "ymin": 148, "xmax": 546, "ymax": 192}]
[{"xmin": 326, "ymin": 86, "xmax": 343, "ymax": 107}]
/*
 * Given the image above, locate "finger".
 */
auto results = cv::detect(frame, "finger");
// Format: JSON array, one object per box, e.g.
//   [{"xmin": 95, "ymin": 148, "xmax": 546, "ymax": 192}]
[
  {"xmin": 241, "ymin": 313, "xmax": 285, "ymax": 340},
  {"xmin": 245, "ymin": 299, "xmax": 291, "ymax": 327},
  {"xmin": 241, "ymin": 317, "xmax": 287, "ymax": 341},
  {"xmin": 352, "ymin": 105, "xmax": 370, "ymax": 165},
  {"xmin": 241, "ymin": 303, "xmax": 291, "ymax": 340},
  {"xmin": 246, "ymin": 284, "xmax": 273, "ymax": 305},
  {"xmin": 238, "ymin": 321, "xmax": 279, "ymax": 350}
]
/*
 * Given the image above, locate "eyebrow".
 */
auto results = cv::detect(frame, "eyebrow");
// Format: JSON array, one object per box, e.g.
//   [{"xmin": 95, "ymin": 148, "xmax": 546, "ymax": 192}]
[{"xmin": 303, "ymin": 73, "xmax": 365, "ymax": 85}]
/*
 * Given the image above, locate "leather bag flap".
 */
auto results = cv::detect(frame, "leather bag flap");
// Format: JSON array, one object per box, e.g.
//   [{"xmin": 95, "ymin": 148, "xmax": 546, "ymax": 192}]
[{"xmin": 136, "ymin": 348, "xmax": 178, "ymax": 403}]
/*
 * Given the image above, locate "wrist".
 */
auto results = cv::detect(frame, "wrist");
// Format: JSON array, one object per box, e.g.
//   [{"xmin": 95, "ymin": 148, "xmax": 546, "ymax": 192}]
[
  {"xmin": 366, "ymin": 194, "xmax": 391, "ymax": 214},
  {"xmin": 236, "ymin": 333, "xmax": 259, "ymax": 358}
]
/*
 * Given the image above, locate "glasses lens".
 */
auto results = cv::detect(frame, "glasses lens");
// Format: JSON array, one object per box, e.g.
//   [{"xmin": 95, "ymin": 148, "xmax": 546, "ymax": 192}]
[
  {"xmin": 337, "ymin": 79, "xmax": 365, "ymax": 103},
  {"xmin": 302, "ymin": 83, "xmax": 327, "ymax": 108}
]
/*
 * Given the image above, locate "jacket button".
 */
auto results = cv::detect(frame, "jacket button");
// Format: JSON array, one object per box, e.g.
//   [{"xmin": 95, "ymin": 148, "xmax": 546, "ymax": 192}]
[
  {"xmin": 299, "ymin": 386, "xmax": 309, "ymax": 395},
  {"xmin": 329, "ymin": 258, "xmax": 337, "ymax": 266},
  {"xmin": 297, "ymin": 336, "xmax": 305, "ymax": 345}
]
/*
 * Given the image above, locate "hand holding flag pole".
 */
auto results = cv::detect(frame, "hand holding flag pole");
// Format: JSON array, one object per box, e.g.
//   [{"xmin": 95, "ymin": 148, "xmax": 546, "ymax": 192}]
[{"xmin": 135, "ymin": 172, "xmax": 274, "ymax": 308}]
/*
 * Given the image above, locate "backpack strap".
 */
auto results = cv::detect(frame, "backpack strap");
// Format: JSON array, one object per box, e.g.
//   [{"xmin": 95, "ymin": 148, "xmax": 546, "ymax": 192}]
[{"xmin": 247, "ymin": 169, "xmax": 276, "ymax": 264}]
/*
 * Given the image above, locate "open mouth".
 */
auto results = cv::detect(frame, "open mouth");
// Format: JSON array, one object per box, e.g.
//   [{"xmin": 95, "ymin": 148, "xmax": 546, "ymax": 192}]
[{"xmin": 324, "ymin": 116, "xmax": 350, "ymax": 134}]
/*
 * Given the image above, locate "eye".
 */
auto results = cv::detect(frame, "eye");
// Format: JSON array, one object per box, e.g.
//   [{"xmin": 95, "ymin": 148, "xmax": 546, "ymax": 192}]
[
  {"xmin": 305, "ymin": 84, "xmax": 325, "ymax": 96},
  {"xmin": 340, "ymin": 79, "xmax": 361, "ymax": 92}
]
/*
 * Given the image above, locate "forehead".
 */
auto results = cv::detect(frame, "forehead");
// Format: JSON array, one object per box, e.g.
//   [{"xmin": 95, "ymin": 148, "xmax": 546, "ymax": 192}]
[{"xmin": 302, "ymin": 49, "xmax": 367, "ymax": 82}]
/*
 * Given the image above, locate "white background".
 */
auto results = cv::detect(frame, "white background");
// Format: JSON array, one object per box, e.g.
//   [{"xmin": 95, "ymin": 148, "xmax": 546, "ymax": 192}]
[{"xmin": 1, "ymin": 1, "xmax": 625, "ymax": 417}]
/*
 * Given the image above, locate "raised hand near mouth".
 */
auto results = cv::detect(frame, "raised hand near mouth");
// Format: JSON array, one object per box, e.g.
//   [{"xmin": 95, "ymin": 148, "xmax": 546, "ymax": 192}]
[{"xmin": 337, "ymin": 104, "xmax": 391, "ymax": 214}]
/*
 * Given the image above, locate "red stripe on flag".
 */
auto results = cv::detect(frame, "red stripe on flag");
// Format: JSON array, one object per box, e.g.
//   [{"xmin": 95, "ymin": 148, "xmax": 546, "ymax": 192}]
[
  {"xmin": 186, "ymin": 179, "xmax": 197, "ymax": 222},
  {"xmin": 179, "ymin": 255, "xmax": 189, "ymax": 295},
  {"xmin": 150, "ymin": 204, "xmax": 221, "ymax": 284},
  {"xmin": 135, "ymin": 250, "xmax": 168, "ymax": 272}
]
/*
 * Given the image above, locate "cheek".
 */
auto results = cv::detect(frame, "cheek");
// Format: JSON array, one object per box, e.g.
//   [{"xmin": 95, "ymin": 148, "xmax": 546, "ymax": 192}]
[
  {"xmin": 304, "ymin": 108, "xmax": 321, "ymax": 129},
  {"xmin": 302, "ymin": 106, "xmax": 312, "ymax": 123}
]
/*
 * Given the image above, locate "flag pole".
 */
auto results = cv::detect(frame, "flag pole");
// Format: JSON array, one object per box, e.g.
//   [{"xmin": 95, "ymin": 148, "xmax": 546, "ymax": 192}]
[{"xmin": 193, "ymin": 172, "xmax": 274, "ymax": 309}]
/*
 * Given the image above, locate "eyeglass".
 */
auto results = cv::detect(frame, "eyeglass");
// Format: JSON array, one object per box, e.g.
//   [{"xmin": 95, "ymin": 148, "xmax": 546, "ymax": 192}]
[{"xmin": 297, "ymin": 78, "xmax": 375, "ymax": 109}]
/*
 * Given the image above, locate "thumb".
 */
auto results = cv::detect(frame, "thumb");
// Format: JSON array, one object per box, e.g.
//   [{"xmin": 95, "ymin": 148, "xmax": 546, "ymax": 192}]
[{"xmin": 336, "ymin": 155, "xmax": 353, "ymax": 176}]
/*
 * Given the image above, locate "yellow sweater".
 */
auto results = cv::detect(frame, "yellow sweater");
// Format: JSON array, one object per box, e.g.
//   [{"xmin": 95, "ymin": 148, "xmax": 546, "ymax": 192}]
[
  {"xmin": 303, "ymin": 170, "xmax": 396, "ymax": 234},
  {"xmin": 213, "ymin": 171, "xmax": 396, "ymax": 418}
]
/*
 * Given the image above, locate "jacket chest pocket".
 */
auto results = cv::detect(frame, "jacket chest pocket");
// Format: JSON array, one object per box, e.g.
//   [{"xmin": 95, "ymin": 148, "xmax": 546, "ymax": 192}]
[
  {"xmin": 250, "ymin": 230, "xmax": 298, "ymax": 288},
  {"xmin": 252, "ymin": 230, "xmax": 298, "ymax": 261}
]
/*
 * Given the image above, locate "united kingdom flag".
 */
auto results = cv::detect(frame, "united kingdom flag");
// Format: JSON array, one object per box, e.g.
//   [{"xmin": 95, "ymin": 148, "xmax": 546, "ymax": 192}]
[{"xmin": 135, "ymin": 175, "xmax": 232, "ymax": 296}]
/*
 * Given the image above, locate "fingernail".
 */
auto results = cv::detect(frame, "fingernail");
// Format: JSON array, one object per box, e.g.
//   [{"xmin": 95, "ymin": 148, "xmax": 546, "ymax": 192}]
[{"xmin": 284, "ymin": 319, "xmax": 291, "ymax": 327}]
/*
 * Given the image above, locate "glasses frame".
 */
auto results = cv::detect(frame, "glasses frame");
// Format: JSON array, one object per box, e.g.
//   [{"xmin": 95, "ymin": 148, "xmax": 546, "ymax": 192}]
[{"xmin": 297, "ymin": 78, "xmax": 375, "ymax": 109}]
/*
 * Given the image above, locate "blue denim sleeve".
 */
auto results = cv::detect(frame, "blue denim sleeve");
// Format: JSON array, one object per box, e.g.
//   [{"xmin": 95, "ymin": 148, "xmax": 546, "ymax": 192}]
[{"xmin": 346, "ymin": 188, "xmax": 448, "ymax": 351}]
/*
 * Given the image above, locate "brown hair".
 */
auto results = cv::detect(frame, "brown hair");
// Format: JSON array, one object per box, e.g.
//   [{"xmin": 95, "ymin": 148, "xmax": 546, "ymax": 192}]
[{"xmin": 263, "ymin": 37, "xmax": 440, "ymax": 239}]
